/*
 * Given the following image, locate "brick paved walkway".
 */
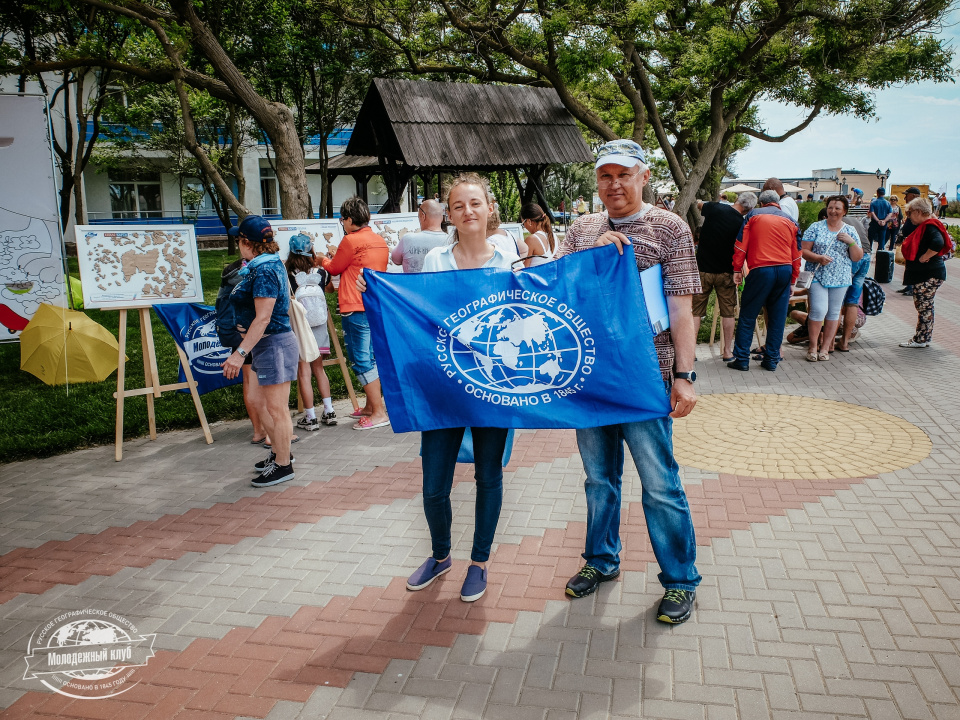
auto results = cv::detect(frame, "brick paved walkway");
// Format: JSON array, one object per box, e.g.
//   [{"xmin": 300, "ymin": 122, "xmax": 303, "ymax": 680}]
[{"xmin": 1, "ymin": 263, "xmax": 958, "ymax": 720}]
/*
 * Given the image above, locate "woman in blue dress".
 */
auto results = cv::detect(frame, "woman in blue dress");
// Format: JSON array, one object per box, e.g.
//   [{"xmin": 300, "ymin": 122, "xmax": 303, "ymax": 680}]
[{"xmin": 800, "ymin": 196, "xmax": 864, "ymax": 361}]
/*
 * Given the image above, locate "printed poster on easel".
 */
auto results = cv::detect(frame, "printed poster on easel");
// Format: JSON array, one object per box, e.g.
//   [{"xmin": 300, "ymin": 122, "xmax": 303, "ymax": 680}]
[
  {"xmin": 73, "ymin": 223, "xmax": 210, "ymax": 460},
  {"xmin": 73, "ymin": 224, "xmax": 203, "ymax": 308},
  {"xmin": 273, "ymin": 219, "xmax": 344, "ymax": 261},
  {"xmin": 371, "ymin": 212, "xmax": 421, "ymax": 273},
  {"xmin": 0, "ymin": 93, "xmax": 69, "ymax": 340}
]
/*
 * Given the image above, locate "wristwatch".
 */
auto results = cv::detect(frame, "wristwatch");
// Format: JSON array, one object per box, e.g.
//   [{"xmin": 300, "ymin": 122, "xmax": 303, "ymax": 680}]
[
  {"xmin": 674, "ymin": 371, "xmax": 697, "ymax": 383},
  {"xmin": 237, "ymin": 347, "xmax": 248, "ymax": 358}
]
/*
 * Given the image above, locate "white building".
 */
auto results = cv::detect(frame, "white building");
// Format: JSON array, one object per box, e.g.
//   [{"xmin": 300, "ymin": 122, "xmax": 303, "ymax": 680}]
[{"xmin": 1, "ymin": 74, "xmax": 392, "ymax": 241}]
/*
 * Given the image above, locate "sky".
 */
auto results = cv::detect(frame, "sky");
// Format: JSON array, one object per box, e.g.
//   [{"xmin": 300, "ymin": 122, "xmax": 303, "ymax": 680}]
[{"xmin": 734, "ymin": 10, "xmax": 960, "ymax": 198}]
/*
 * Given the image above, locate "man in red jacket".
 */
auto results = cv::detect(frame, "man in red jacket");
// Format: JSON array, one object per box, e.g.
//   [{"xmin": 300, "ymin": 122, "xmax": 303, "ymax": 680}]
[{"xmin": 728, "ymin": 190, "xmax": 801, "ymax": 371}]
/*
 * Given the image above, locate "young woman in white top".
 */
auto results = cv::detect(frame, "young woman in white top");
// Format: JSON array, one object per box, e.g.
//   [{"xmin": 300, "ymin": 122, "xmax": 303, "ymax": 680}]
[
  {"xmin": 520, "ymin": 203, "xmax": 557, "ymax": 267},
  {"xmin": 357, "ymin": 173, "xmax": 518, "ymax": 603}
]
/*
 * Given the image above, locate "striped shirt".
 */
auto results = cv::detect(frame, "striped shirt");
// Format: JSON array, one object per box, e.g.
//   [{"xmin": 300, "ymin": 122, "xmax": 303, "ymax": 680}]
[{"xmin": 556, "ymin": 207, "xmax": 701, "ymax": 382}]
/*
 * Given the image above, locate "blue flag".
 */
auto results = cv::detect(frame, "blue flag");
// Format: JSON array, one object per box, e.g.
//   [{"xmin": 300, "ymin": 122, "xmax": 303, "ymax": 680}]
[
  {"xmin": 153, "ymin": 303, "xmax": 243, "ymax": 395},
  {"xmin": 364, "ymin": 244, "xmax": 671, "ymax": 433}
]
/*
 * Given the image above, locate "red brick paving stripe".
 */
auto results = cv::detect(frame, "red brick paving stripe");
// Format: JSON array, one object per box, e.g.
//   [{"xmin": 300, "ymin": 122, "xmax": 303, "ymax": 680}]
[
  {"xmin": 0, "ymin": 430, "xmax": 576, "ymax": 604},
  {"xmin": 4, "ymin": 471, "xmax": 869, "ymax": 719}
]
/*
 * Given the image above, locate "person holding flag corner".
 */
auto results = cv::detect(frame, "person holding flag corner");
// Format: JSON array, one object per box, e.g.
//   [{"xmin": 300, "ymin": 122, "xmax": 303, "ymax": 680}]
[
  {"xmin": 358, "ymin": 173, "xmax": 519, "ymax": 603},
  {"xmin": 555, "ymin": 139, "xmax": 702, "ymax": 624}
]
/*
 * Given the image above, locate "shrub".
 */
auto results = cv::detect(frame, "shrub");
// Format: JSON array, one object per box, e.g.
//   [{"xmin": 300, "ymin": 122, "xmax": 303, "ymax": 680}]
[
  {"xmin": 797, "ymin": 201, "xmax": 822, "ymax": 233},
  {"xmin": 946, "ymin": 200, "xmax": 960, "ymax": 218}
]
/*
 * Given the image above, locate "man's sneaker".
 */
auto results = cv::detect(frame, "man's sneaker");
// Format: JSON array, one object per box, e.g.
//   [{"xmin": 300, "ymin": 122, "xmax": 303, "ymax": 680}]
[
  {"xmin": 657, "ymin": 589, "xmax": 696, "ymax": 624},
  {"xmin": 460, "ymin": 565, "xmax": 487, "ymax": 602},
  {"xmin": 726, "ymin": 360, "xmax": 749, "ymax": 372},
  {"xmin": 759, "ymin": 360, "xmax": 776, "ymax": 372},
  {"xmin": 296, "ymin": 416, "xmax": 319, "ymax": 431},
  {"xmin": 565, "ymin": 564, "xmax": 620, "ymax": 598},
  {"xmin": 899, "ymin": 340, "xmax": 930, "ymax": 348},
  {"xmin": 253, "ymin": 452, "xmax": 295, "ymax": 472},
  {"xmin": 252, "ymin": 462, "xmax": 295, "ymax": 488},
  {"xmin": 407, "ymin": 557, "xmax": 452, "ymax": 591},
  {"xmin": 320, "ymin": 410, "xmax": 338, "ymax": 426}
]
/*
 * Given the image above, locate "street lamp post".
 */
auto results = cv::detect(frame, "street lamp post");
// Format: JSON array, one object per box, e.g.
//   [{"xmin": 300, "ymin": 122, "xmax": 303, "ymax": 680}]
[{"xmin": 876, "ymin": 168, "xmax": 891, "ymax": 189}]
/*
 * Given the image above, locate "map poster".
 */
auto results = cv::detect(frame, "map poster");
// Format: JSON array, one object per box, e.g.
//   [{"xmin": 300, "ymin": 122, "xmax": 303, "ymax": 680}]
[
  {"xmin": 74, "ymin": 225, "xmax": 204, "ymax": 309},
  {"xmin": 272, "ymin": 219, "xmax": 343, "ymax": 261},
  {"xmin": 499, "ymin": 223, "xmax": 525, "ymax": 252},
  {"xmin": 0, "ymin": 94, "xmax": 68, "ymax": 341},
  {"xmin": 370, "ymin": 212, "xmax": 421, "ymax": 273}
]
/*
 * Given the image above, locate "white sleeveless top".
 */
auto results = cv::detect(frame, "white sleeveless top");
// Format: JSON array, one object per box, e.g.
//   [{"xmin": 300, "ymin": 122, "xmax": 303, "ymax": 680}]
[{"xmin": 525, "ymin": 231, "xmax": 555, "ymax": 266}]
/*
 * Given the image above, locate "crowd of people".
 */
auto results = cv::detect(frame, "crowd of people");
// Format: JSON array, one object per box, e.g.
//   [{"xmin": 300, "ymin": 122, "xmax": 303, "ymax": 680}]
[
  {"xmin": 213, "ymin": 139, "xmax": 951, "ymax": 622},
  {"xmin": 692, "ymin": 182, "xmax": 952, "ymax": 370}
]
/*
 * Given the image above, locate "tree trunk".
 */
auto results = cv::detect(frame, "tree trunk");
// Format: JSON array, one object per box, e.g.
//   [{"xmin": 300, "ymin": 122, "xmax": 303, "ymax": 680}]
[{"xmin": 172, "ymin": 0, "xmax": 310, "ymax": 219}]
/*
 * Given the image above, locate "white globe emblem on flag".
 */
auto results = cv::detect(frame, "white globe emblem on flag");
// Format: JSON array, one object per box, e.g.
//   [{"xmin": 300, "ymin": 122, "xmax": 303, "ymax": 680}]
[{"xmin": 445, "ymin": 303, "xmax": 584, "ymax": 394}]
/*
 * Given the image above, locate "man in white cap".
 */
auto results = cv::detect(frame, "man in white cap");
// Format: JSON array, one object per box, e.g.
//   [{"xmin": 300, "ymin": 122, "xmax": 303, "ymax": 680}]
[{"xmin": 555, "ymin": 139, "xmax": 702, "ymax": 624}]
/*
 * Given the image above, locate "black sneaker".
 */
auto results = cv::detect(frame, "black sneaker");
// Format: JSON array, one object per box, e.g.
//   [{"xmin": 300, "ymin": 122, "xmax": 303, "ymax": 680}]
[
  {"xmin": 320, "ymin": 410, "xmax": 338, "ymax": 426},
  {"xmin": 252, "ymin": 462, "xmax": 295, "ymax": 488},
  {"xmin": 759, "ymin": 360, "xmax": 776, "ymax": 372},
  {"xmin": 253, "ymin": 452, "xmax": 295, "ymax": 473},
  {"xmin": 565, "ymin": 564, "xmax": 620, "ymax": 598},
  {"xmin": 657, "ymin": 589, "xmax": 695, "ymax": 624}
]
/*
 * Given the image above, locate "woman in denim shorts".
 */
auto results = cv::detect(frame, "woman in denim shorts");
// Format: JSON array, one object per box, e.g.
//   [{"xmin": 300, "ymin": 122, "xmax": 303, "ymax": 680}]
[{"xmin": 222, "ymin": 215, "xmax": 299, "ymax": 488}]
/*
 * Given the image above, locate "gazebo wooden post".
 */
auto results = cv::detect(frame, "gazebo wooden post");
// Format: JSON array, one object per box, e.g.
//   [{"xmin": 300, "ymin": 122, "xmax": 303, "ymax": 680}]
[{"xmin": 529, "ymin": 165, "xmax": 551, "ymax": 213}]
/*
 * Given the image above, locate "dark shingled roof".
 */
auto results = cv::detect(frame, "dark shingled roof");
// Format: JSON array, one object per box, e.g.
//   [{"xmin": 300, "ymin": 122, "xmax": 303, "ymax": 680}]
[
  {"xmin": 304, "ymin": 154, "xmax": 380, "ymax": 174},
  {"xmin": 344, "ymin": 78, "xmax": 593, "ymax": 169}
]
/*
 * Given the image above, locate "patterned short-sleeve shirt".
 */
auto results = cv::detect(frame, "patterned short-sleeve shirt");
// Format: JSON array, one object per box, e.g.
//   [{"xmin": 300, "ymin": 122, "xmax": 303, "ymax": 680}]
[
  {"xmin": 556, "ymin": 207, "xmax": 701, "ymax": 382},
  {"xmin": 801, "ymin": 220, "xmax": 859, "ymax": 288}
]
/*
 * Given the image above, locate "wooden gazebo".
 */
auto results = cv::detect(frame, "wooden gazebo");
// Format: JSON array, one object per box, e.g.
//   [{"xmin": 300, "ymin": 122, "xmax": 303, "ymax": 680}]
[{"xmin": 306, "ymin": 78, "xmax": 594, "ymax": 214}]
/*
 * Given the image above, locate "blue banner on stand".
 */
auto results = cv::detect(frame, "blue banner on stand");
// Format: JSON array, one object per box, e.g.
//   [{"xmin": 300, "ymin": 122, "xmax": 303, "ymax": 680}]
[
  {"xmin": 153, "ymin": 303, "xmax": 242, "ymax": 395},
  {"xmin": 364, "ymin": 244, "xmax": 671, "ymax": 433}
]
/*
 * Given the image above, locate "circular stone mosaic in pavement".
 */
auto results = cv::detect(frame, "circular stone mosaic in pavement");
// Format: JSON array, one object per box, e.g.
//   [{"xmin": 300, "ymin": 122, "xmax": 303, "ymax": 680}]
[{"xmin": 673, "ymin": 393, "xmax": 931, "ymax": 480}]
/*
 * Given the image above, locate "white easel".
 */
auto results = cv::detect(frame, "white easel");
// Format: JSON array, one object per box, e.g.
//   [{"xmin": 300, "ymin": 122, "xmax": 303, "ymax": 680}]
[{"xmin": 113, "ymin": 307, "xmax": 212, "ymax": 461}]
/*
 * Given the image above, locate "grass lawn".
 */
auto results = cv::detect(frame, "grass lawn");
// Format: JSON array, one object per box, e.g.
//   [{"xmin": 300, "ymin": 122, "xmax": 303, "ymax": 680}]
[{"xmin": 0, "ymin": 250, "xmax": 358, "ymax": 464}]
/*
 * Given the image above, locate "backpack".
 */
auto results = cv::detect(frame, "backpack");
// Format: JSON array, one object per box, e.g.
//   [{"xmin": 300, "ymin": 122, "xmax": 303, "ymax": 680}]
[
  {"xmin": 861, "ymin": 278, "xmax": 885, "ymax": 316},
  {"xmin": 294, "ymin": 271, "xmax": 328, "ymax": 327},
  {"xmin": 215, "ymin": 260, "xmax": 243, "ymax": 349}
]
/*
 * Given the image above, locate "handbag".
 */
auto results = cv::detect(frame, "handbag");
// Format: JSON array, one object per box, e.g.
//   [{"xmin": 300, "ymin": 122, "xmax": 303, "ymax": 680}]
[
  {"xmin": 288, "ymin": 297, "xmax": 321, "ymax": 362},
  {"xmin": 894, "ymin": 245, "xmax": 905, "ymax": 266}
]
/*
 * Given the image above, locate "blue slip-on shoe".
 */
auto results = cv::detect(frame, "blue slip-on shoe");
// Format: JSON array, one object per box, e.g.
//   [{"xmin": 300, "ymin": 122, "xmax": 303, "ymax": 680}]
[
  {"xmin": 726, "ymin": 360, "xmax": 749, "ymax": 371},
  {"xmin": 406, "ymin": 557, "xmax": 452, "ymax": 591},
  {"xmin": 460, "ymin": 565, "xmax": 487, "ymax": 602}
]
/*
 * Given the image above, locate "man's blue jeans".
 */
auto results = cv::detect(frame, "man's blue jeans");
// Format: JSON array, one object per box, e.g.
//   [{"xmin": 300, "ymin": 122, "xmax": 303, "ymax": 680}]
[
  {"xmin": 421, "ymin": 427, "xmax": 508, "ymax": 563},
  {"xmin": 733, "ymin": 264, "xmax": 793, "ymax": 367},
  {"xmin": 867, "ymin": 222, "xmax": 888, "ymax": 252},
  {"xmin": 576, "ymin": 418, "xmax": 701, "ymax": 592}
]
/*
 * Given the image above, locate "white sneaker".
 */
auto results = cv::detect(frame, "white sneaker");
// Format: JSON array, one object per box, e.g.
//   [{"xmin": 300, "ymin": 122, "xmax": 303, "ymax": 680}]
[
  {"xmin": 296, "ymin": 416, "xmax": 319, "ymax": 431},
  {"xmin": 899, "ymin": 340, "xmax": 930, "ymax": 348}
]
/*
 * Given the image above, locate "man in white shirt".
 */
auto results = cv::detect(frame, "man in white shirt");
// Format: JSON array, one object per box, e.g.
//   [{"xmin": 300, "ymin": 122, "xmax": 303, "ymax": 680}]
[
  {"xmin": 391, "ymin": 200, "xmax": 449, "ymax": 274},
  {"xmin": 763, "ymin": 178, "xmax": 799, "ymax": 223}
]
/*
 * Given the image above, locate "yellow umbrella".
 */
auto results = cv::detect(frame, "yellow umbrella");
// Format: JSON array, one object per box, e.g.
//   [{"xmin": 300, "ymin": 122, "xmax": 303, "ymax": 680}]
[{"xmin": 20, "ymin": 304, "xmax": 120, "ymax": 385}]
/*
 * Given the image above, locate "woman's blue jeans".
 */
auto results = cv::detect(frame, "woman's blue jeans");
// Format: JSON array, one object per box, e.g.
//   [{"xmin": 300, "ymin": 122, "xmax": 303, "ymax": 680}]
[
  {"xmin": 340, "ymin": 311, "xmax": 378, "ymax": 386},
  {"xmin": 575, "ymin": 417, "xmax": 701, "ymax": 591},
  {"xmin": 421, "ymin": 427, "xmax": 508, "ymax": 563}
]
